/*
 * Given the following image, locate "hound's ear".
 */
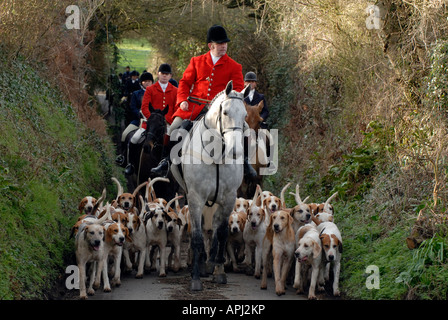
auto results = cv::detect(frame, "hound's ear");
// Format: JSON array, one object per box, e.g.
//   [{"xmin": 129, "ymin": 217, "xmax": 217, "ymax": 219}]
[
  {"xmin": 83, "ymin": 225, "xmax": 89, "ymax": 240},
  {"xmin": 177, "ymin": 217, "xmax": 183, "ymax": 227},
  {"xmin": 225, "ymin": 80, "xmax": 233, "ymax": 95},
  {"xmin": 125, "ymin": 228, "xmax": 133, "ymax": 243},
  {"xmin": 338, "ymin": 240, "xmax": 343, "ymax": 254},
  {"xmin": 289, "ymin": 207, "xmax": 295, "ymax": 217},
  {"xmin": 78, "ymin": 200, "xmax": 85, "ymax": 213},
  {"xmin": 268, "ymin": 213, "xmax": 275, "ymax": 228},
  {"xmin": 164, "ymin": 212, "xmax": 172, "ymax": 222},
  {"xmin": 242, "ymin": 84, "xmax": 251, "ymax": 99},
  {"xmin": 288, "ymin": 213, "xmax": 293, "ymax": 226},
  {"xmin": 312, "ymin": 240, "xmax": 322, "ymax": 257}
]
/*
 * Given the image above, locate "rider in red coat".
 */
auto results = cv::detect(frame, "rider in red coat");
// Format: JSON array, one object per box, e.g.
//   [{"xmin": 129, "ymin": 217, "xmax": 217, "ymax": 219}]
[
  {"xmin": 173, "ymin": 46, "xmax": 244, "ymax": 120},
  {"xmin": 141, "ymin": 63, "xmax": 177, "ymax": 127},
  {"xmin": 151, "ymin": 25, "xmax": 256, "ymax": 178}
]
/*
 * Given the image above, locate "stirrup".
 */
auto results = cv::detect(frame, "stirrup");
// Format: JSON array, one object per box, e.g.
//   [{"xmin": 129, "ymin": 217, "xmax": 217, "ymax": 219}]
[{"xmin": 115, "ymin": 155, "xmax": 126, "ymax": 167}]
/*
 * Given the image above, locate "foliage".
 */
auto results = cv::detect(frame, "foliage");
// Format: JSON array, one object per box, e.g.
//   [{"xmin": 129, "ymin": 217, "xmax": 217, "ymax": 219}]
[
  {"xmin": 396, "ymin": 234, "xmax": 448, "ymax": 299},
  {"xmin": 0, "ymin": 56, "xmax": 122, "ymax": 299}
]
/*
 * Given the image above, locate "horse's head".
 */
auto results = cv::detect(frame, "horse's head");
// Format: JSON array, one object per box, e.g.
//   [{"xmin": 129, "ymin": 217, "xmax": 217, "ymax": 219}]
[
  {"xmin": 206, "ymin": 81, "xmax": 250, "ymax": 160},
  {"xmin": 245, "ymin": 100, "xmax": 264, "ymax": 131},
  {"xmin": 145, "ymin": 103, "xmax": 168, "ymax": 150}
]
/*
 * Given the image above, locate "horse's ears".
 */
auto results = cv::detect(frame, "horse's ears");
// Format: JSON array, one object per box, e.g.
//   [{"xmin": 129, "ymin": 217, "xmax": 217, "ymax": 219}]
[
  {"xmin": 148, "ymin": 102, "xmax": 155, "ymax": 113},
  {"xmin": 225, "ymin": 80, "xmax": 233, "ymax": 96},
  {"xmin": 242, "ymin": 84, "xmax": 251, "ymax": 99},
  {"xmin": 163, "ymin": 105, "xmax": 169, "ymax": 115}
]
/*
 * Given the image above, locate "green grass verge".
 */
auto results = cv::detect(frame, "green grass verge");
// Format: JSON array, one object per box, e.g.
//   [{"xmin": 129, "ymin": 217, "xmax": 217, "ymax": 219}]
[{"xmin": 0, "ymin": 55, "xmax": 123, "ymax": 299}]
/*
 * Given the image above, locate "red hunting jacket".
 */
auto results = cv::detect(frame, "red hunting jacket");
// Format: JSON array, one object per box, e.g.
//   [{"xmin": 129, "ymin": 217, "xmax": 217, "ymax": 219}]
[
  {"xmin": 141, "ymin": 81, "xmax": 177, "ymax": 128},
  {"xmin": 173, "ymin": 51, "xmax": 244, "ymax": 120}
]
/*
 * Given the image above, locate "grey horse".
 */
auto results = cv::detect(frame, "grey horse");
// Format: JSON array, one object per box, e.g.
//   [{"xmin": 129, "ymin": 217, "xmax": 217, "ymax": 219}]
[{"xmin": 171, "ymin": 81, "xmax": 250, "ymax": 291}]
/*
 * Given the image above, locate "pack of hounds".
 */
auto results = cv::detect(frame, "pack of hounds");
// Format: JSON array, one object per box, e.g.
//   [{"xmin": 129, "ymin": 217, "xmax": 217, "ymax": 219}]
[{"xmin": 73, "ymin": 178, "xmax": 342, "ymax": 300}]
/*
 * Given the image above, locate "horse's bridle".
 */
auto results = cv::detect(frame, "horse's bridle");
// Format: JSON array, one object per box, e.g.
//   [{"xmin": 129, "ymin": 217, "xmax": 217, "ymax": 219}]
[
  {"xmin": 145, "ymin": 111, "xmax": 167, "ymax": 143},
  {"xmin": 203, "ymin": 95, "xmax": 244, "ymax": 137}
]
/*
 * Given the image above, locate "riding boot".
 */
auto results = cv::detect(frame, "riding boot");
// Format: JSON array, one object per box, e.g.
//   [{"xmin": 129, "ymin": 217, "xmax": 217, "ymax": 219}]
[
  {"xmin": 124, "ymin": 142, "xmax": 135, "ymax": 175},
  {"xmin": 151, "ymin": 138, "xmax": 176, "ymax": 176},
  {"xmin": 243, "ymin": 137, "xmax": 257, "ymax": 179}
]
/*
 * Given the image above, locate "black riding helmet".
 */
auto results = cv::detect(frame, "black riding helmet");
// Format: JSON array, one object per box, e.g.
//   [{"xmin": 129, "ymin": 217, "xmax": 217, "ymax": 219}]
[{"xmin": 207, "ymin": 25, "xmax": 230, "ymax": 44}]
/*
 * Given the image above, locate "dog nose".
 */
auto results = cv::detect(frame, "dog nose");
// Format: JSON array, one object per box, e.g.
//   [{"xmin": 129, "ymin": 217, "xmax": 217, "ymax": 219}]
[
  {"xmin": 295, "ymin": 251, "xmax": 300, "ymax": 259},
  {"xmin": 306, "ymin": 214, "xmax": 311, "ymax": 220},
  {"xmin": 167, "ymin": 226, "xmax": 173, "ymax": 232},
  {"xmin": 274, "ymin": 224, "xmax": 279, "ymax": 231},
  {"xmin": 272, "ymin": 204, "xmax": 277, "ymax": 210},
  {"xmin": 128, "ymin": 228, "xmax": 133, "ymax": 234},
  {"xmin": 251, "ymin": 221, "xmax": 256, "ymax": 227},
  {"xmin": 232, "ymin": 227, "xmax": 238, "ymax": 233},
  {"xmin": 158, "ymin": 221, "xmax": 164, "ymax": 229},
  {"xmin": 328, "ymin": 254, "xmax": 334, "ymax": 261},
  {"xmin": 119, "ymin": 236, "xmax": 125, "ymax": 243},
  {"xmin": 94, "ymin": 240, "xmax": 101, "ymax": 246}
]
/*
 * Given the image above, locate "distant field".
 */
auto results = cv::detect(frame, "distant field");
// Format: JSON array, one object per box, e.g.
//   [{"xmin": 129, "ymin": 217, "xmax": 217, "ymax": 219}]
[{"xmin": 116, "ymin": 38, "xmax": 153, "ymax": 74}]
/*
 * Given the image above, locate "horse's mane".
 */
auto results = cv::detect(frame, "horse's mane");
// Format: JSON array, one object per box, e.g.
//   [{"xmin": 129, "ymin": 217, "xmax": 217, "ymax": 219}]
[
  {"xmin": 209, "ymin": 90, "xmax": 226, "ymax": 108},
  {"xmin": 208, "ymin": 87, "xmax": 240, "ymax": 109}
]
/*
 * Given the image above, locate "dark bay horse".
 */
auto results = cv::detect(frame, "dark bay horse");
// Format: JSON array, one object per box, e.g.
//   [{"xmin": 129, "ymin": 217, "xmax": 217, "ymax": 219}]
[
  {"xmin": 127, "ymin": 103, "xmax": 177, "ymax": 200},
  {"xmin": 237, "ymin": 100, "xmax": 267, "ymax": 199}
]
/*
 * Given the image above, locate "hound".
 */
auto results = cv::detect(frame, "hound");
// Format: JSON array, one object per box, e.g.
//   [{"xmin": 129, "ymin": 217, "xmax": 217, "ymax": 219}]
[
  {"xmin": 112, "ymin": 177, "xmax": 147, "ymax": 214},
  {"xmin": 78, "ymin": 197, "xmax": 97, "ymax": 215},
  {"xmin": 176, "ymin": 198, "xmax": 192, "ymax": 267},
  {"xmin": 293, "ymin": 224, "xmax": 323, "ymax": 299},
  {"xmin": 102, "ymin": 219, "xmax": 132, "ymax": 291},
  {"xmin": 144, "ymin": 202, "xmax": 169, "ymax": 277},
  {"xmin": 261, "ymin": 210, "xmax": 295, "ymax": 296},
  {"xmin": 74, "ymin": 205, "xmax": 111, "ymax": 299},
  {"xmin": 226, "ymin": 210, "xmax": 247, "ymax": 272},
  {"xmin": 123, "ymin": 196, "xmax": 147, "ymax": 278},
  {"xmin": 309, "ymin": 191, "xmax": 338, "ymax": 216},
  {"xmin": 77, "ymin": 188, "xmax": 106, "ymax": 216},
  {"xmin": 316, "ymin": 220, "xmax": 343, "ymax": 296},
  {"xmin": 310, "ymin": 192, "xmax": 338, "ymax": 225},
  {"xmin": 286, "ymin": 184, "xmax": 313, "ymax": 233},
  {"xmin": 242, "ymin": 185, "xmax": 267, "ymax": 278},
  {"xmin": 234, "ymin": 197, "xmax": 250, "ymax": 213},
  {"xmin": 165, "ymin": 196, "xmax": 184, "ymax": 272},
  {"xmin": 260, "ymin": 190, "xmax": 281, "ymax": 218}
]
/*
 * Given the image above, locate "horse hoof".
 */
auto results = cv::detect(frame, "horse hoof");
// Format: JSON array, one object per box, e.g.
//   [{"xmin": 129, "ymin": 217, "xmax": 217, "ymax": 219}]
[
  {"xmin": 213, "ymin": 274, "xmax": 227, "ymax": 284},
  {"xmin": 191, "ymin": 279, "xmax": 203, "ymax": 291}
]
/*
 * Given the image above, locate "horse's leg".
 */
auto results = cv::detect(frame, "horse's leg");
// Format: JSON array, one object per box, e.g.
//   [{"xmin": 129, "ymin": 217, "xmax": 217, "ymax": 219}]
[
  {"xmin": 189, "ymin": 200, "xmax": 206, "ymax": 291},
  {"xmin": 210, "ymin": 200, "xmax": 234, "ymax": 284}
]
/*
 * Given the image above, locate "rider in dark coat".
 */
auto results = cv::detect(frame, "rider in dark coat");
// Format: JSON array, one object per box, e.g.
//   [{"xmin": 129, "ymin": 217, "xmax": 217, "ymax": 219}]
[{"xmin": 243, "ymin": 71, "xmax": 269, "ymax": 129}]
